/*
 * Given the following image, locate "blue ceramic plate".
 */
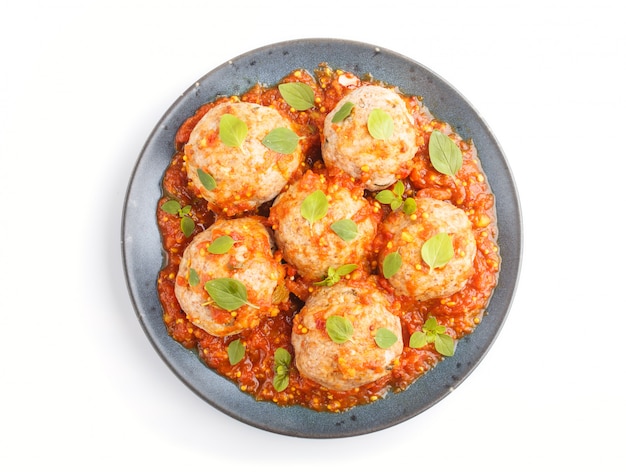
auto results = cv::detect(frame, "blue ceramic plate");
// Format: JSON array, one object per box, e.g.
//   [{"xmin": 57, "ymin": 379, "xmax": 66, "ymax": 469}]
[{"xmin": 122, "ymin": 38, "xmax": 522, "ymax": 438}]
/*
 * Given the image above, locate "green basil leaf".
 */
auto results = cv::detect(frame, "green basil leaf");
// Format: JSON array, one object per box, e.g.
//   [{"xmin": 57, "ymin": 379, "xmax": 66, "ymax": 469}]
[
  {"xmin": 375, "ymin": 328, "xmax": 398, "ymax": 349},
  {"xmin": 325, "ymin": 315, "xmax": 353, "ymax": 344},
  {"xmin": 382, "ymin": 251, "xmax": 402, "ymax": 279},
  {"xmin": 262, "ymin": 127, "xmax": 300, "ymax": 154},
  {"xmin": 188, "ymin": 268, "xmax": 200, "ymax": 287},
  {"xmin": 274, "ymin": 347, "xmax": 292, "ymax": 368},
  {"xmin": 207, "ymin": 235, "xmax": 234, "ymax": 254},
  {"xmin": 205, "ymin": 278, "xmax": 253, "ymax": 311},
  {"xmin": 409, "ymin": 331, "xmax": 427, "ymax": 349},
  {"xmin": 300, "ymin": 189, "xmax": 328, "ymax": 224},
  {"xmin": 180, "ymin": 216, "xmax": 195, "ymax": 237},
  {"xmin": 161, "ymin": 200, "xmax": 181, "ymax": 215},
  {"xmin": 434, "ymin": 333, "xmax": 456, "ymax": 357},
  {"xmin": 331, "ymin": 101, "xmax": 355, "ymax": 123},
  {"xmin": 219, "ymin": 113, "xmax": 248, "ymax": 147},
  {"xmin": 278, "ymin": 82, "xmax": 315, "ymax": 110},
  {"xmin": 402, "ymin": 197, "xmax": 417, "ymax": 215},
  {"xmin": 392, "ymin": 180, "xmax": 405, "ymax": 197},
  {"xmin": 423, "ymin": 317, "xmax": 439, "ymax": 332},
  {"xmin": 197, "ymin": 168, "xmax": 216, "ymax": 191},
  {"xmin": 421, "ymin": 232, "xmax": 454, "ymax": 270},
  {"xmin": 330, "ymin": 219, "xmax": 359, "ymax": 241},
  {"xmin": 227, "ymin": 339, "xmax": 245, "ymax": 365},
  {"xmin": 273, "ymin": 373, "xmax": 289, "ymax": 392},
  {"xmin": 375, "ymin": 189, "xmax": 396, "ymax": 205},
  {"xmin": 336, "ymin": 263, "xmax": 358, "ymax": 277},
  {"xmin": 272, "ymin": 347, "xmax": 292, "ymax": 392},
  {"xmin": 367, "ymin": 108, "xmax": 394, "ymax": 140},
  {"xmin": 428, "ymin": 130, "xmax": 462, "ymax": 176}
]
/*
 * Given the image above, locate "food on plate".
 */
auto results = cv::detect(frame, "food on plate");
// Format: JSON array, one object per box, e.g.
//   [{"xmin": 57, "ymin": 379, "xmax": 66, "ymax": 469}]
[
  {"xmin": 292, "ymin": 276, "xmax": 403, "ymax": 391},
  {"xmin": 183, "ymin": 101, "xmax": 305, "ymax": 216},
  {"xmin": 269, "ymin": 168, "xmax": 380, "ymax": 281},
  {"xmin": 156, "ymin": 65, "xmax": 500, "ymax": 412},
  {"xmin": 322, "ymin": 84, "xmax": 419, "ymax": 191},
  {"xmin": 377, "ymin": 197, "xmax": 476, "ymax": 301},
  {"xmin": 174, "ymin": 217, "xmax": 286, "ymax": 336}
]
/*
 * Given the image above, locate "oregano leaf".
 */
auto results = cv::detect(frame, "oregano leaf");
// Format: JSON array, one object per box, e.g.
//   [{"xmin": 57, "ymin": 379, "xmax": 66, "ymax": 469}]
[
  {"xmin": 325, "ymin": 315, "xmax": 353, "ymax": 344},
  {"xmin": 227, "ymin": 339, "xmax": 245, "ymax": 365},
  {"xmin": 262, "ymin": 127, "xmax": 300, "ymax": 154},
  {"xmin": 180, "ymin": 216, "xmax": 195, "ymax": 237},
  {"xmin": 300, "ymin": 190, "xmax": 328, "ymax": 223},
  {"xmin": 375, "ymin": 328, "xmax": 398, "ymax": 349},
  {"xmin": 207, "ymin": 235, "xmax": 234, "ymax": 254},
  {"xmin": 421, "ymin": 233, "xmax": 454, "ymax": 270},
  {"xmin": 382, "ymin": 251, "xmax": 402, "ymax": 279},
  {"xmin": 197, "ymin": 168, "xmax": 216, "ymax": 191},
  {"xmin": 330, "ymin": 219, "xmax": 358, "ymax": 241},
  {"xmin": 219, "ymin": 113, "xmax": 248, "ymax": 147},
  {"xmin": 434, "ymin": 333, "xmax": 456, "ymax": 357},
  {"xmin": 428, "ymin": 130, "xmax": 462, "ymax": 176},
  {"xmin": 332, "ymin": 101, "xmax": 355, "ymax": 123},
  {"xmin": 161, "ymin": 200, "xmax": 181, "ymax": 215},
  {"xmin": 204, "ymin": 278, "xmax": 257, "ymax": 311},
  {"xmin": 367, "ymin": 108, "xmax": 394, "ymax": 140},
  {"xmin": 188, "ymin": 267, "xmax": 200, "ymax": 287},
  {"xmin": 278, "ymin": 82, "xmax": 315, "ymax": 110}
]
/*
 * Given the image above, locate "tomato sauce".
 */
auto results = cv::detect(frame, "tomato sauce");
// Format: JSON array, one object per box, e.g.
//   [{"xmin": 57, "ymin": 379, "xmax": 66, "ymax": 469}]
[{"xmin": 156, "ymin": 65, "xmax": 500, "ymax": 412}]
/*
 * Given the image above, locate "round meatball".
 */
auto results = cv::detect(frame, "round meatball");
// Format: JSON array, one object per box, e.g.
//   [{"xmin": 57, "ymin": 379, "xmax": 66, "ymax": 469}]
[
  {"xmin": 174, "ymin": 217, "xmax": 285, "ymax": 336},
  {"xmin": 322, "ymin": 85, "xmax": 419, "ymax": 191},
  {"xmin": 291, "ymin": 276, "xmax": 403, "ymax": 391},
  {"xmin": 269, "ymin": 169, "xmax": 380, "ymax": 282},
  {"xmin": 378, "ymin": 197, "xmax": 476, "ymax": 301},
  {"xmin": 184, "ymin": 101, "xmax": 304, "ymax": 216}
]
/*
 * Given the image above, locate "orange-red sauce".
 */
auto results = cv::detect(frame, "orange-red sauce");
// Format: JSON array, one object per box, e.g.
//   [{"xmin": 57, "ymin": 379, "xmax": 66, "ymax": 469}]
[{"xmin": 156, "ymin": 65, "xmax": 500, "ymax": 412}]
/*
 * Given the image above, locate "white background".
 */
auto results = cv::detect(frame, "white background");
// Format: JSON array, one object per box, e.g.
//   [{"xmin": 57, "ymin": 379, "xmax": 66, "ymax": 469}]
[{"xmin": 2, "ymin": 1, "xmax": 624, "ymax": 470}]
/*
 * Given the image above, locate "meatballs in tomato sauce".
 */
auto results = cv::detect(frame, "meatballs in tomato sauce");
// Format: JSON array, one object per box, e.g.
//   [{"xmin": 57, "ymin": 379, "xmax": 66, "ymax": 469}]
[
  {"xmin": 378, "ymin": 197, "xmax": 476, "ymax": 301},
  {"xmin": 269, "ymin": 169, "xmax": 380, "ymax": 282},
  {"xmin": 174, "ymin": 217, "xmax": 286, "ymax": 337},
  {"xmin": 184, "ymin": 101, "xmax": 304, "ymax": 216},
  {"xmin": 291, "ymin": 276, "xmax": 403, "ymax": 391},
  {"xmin": 322, "ymin": 85, "xmax": 419, "ymax": 191}
]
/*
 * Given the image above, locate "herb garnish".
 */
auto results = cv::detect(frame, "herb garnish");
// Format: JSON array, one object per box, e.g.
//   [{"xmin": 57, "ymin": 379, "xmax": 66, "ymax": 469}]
[
  {"xmin": 332, "ymin": 101, "xmax": 355, "ymax": 123},
  {"xmin": 262, "ymin": 127, "xmax": 300, "ymax": 154},
  {"xmin": 325, "ymin": 315, "xmax": 353, "ymax": 344},
  {"xmin": 188, "ymin": 267, "xmax": 200, "ymax": 287},
  {"xmin": 375, "ymin": 180, "xmax": 416, "ymax": 215},
  {"xmin": 382, "ymin": 251, "xmax": 402, "ymax": 279},
  {"xmin": 278, "ymin": 82, "xmax": 315, "ymax": 111},
  {"xmin": 428, "ymin": 130, "xmax": 462, "ymax": 176},
  {"xmin": 421, "ymin": 233, "xmax": 454, "ymax": 271},
  {"xmin": 161, "ymin": 199, "xmax": 195, "ymax": 237},
  {"xmin": 374, "ymin": 327, "xmax": 398, "ymax": 349},
  {"xmin": 197, "ymin": 168, "xmax": 217, "ymax": 191},
  {"xmin": 409, "ymin": 316, "xmax": 455, "ymax": 356},
  {"xmin": 227, "ymin": 339, "xmax": 245, "ymax": 365},
  {"xmin": 272, "ymin": 347, "xmax": 292, "ymax": 392},
  {"xmin": 330, "ymin": 218, "xmax": 358, "ymax": 241},
  {"xmin": 367, "ymin": 108, "xmax": 394, "ymax": 140},
  {"xmin": 314, "ymin": 264, "xmax": 358, "ymax": 287},
  {"xmin": 219, "ymin": 113, "xmax": 248, "ymax": 148},
  {"xmin": 300, "ymin": 189, "xmax": 328, "ymax": 224},
  {"xmin": 204, "ymin": 278, "xmax": 259, "ymax": 311},
  {"xmin": 207, "ymin": 235, "xmax": 234, "ymax": 254}
]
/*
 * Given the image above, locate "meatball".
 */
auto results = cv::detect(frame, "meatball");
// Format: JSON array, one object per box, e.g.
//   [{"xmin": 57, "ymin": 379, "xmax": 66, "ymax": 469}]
[
  {"xmin": 269, "ymin": 169, "xmax": 380, "ymax": 282},
  {"xmin": 378, "ymin": 197, "xmax": 476, "ymax": 301},
  {"xmin": 322, "ymin": 85, "xmax": 419, "ymax": 191},
  {"xmin": 291, "ymin": 276, "xmax": 403, "ymax": 391},
  {"xmin": 174, "ymin": 217, "xmax": 285, "ymax": 336},
  {"xmin": 184, "ymin": 101, "xmax": 304, "ymax": 216}
]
